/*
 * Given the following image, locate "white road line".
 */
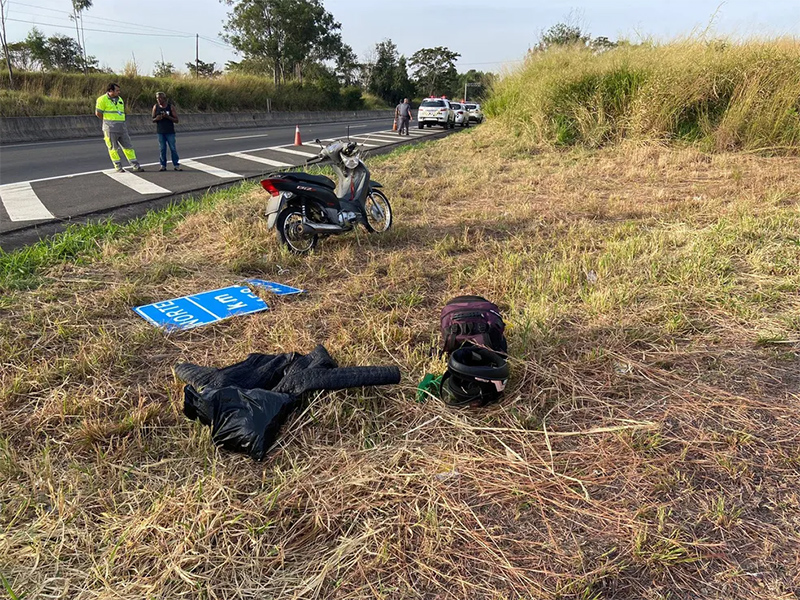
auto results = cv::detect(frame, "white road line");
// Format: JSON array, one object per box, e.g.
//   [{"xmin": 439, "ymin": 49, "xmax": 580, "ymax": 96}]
[
  {"xmin": 181, "ymin": 159, "xmax": 242, "ymax": 179},
  {"xmin": 0, "ymin": 182, "xmax": 55, "ymax": 221},
  {"xmin": 229, "ymin": 152, "xmax": 293, "ymax": 167},
  {"xmin": 349, "ymin": 139, "xmax": 387, "ymax": 148},
  {"xmin": 357, "ymin": 134, "xmax": 402, "ymax": 143},
  {"xmin": 215, "ymin": 133, "xmax": 270, "ymax": 141},
  {"xmin": 352, "ymin": 133, "xmax": 396, "ymax": 141},
  {"xmin": 317, "ymin": 138, "xmax": 381, "ymax": 149},
  {"xmin": 270, "ymin": 146, "xmax": 320, "ymax": 157},
  {"xmin": 104, "ymin": 171, "xmax": 171, "ymax": 194}
]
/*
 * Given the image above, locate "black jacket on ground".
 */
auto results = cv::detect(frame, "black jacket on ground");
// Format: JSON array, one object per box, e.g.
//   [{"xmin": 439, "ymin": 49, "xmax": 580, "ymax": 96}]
[{"xmin": 176, "ymin": 345, "xmax": 401, "ymax": 460}]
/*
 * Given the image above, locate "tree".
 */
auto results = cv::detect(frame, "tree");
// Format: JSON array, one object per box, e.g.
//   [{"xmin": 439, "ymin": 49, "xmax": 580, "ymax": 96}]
[
  {"xmin": 536, "ymin": 21, "xmax": 589, "ymax": 51},
  {"xmin": 393, "ymin": 56, "xmax": 414, "ymax": 102},
  {"xmin": 590, "ymin": 36, "xmax": 618, "ymax": 52},
  {"xmin": 7, "ymin": 40, "xmax": 34, "ymax": 71},
  {"xmin": 12, "ymin": 28, "xmax": 96, "ymax": 72},
  {"xmin": 47, "ymin": 34, "xmax": 87, "ymax": 71},
  {"xmin": 409, "ymin": 46, "xmax": 460, "ymax": 97},
  {"xmin": 153, "ymin": 60, "xmax": 176, "ymax": 78},
  {"xmin": 334, "ymin": 44, "xmax": 358, "ymax": 87},
  {"xmin": 367, "ymin": 39, "xmax": 403, "ymax": 104},
  {"xmin": 0, "ymin": 0, "xmax": 12, "ymax": 84},
  {"xmin": 185, "ymin": 59, "xmax": 221, "ymax": 78},
  {"xmin": 70, "ymin": 0, "xmax": 92, "ymax": 73},
  {"xmin": 222, "ymin": 0, "xmax": 343, "ymax": 85},
  {"xmin": 24, "ymin": 27, "xmax": 48, "ymax": 67}
]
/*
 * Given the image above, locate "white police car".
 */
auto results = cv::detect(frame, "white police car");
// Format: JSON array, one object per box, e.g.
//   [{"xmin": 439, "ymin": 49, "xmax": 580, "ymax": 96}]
[{"xmin": 417, "ymin": 97, "xmax": 455, "ymax": 129}]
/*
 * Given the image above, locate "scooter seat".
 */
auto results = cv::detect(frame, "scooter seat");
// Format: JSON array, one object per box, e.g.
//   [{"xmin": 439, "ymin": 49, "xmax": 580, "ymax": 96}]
[{"xmin": 281, "ymin": 172, "xmax": 335, "ymax": 189}]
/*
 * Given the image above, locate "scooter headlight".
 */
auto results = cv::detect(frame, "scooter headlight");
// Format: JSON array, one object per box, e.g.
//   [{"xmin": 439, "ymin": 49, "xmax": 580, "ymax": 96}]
[{"xmin": 344, "ymin": 156, "xmax": 359, "ymax": 169}]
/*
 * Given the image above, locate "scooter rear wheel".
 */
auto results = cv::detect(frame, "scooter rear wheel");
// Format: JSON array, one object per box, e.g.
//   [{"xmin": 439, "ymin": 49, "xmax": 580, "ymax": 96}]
[
  {"xmin": 276, "ymin": 207, "xmax": 318, "ymax": 254},
  {"xmin": 363, "ymin": 190, "xmax": 393, "ymax": 233}
]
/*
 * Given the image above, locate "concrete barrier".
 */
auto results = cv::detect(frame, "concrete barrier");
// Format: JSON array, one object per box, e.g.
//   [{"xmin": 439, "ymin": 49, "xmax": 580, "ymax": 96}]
[{"xmin": 1, "ymin": 109, "xmax": 395, "ymax": 144}]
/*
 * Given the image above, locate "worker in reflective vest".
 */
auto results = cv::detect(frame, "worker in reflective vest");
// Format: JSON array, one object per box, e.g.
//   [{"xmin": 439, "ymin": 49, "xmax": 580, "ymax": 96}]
[{"xmin": 95, "ymin": 82, "xmax": 144, "ymax": 173}]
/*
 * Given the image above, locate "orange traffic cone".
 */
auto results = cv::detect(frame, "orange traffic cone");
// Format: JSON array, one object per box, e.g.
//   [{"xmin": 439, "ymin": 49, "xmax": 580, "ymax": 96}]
[
  {"xmin": 392, "ymin": 118, "xmax": 398, "ymax": 131},
  {"xmin": 294, "ymin": 125, "xmax": 302, "ymax": 146}
]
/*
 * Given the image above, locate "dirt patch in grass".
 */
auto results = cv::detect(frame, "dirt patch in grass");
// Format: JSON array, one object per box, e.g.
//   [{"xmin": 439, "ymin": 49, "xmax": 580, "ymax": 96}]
[{"xmin": 2, "ymin": 127, "xmax": 800, "ymax": 599}]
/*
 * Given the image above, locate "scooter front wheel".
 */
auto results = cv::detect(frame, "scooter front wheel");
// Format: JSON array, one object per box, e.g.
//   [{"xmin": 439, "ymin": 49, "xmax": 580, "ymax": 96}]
[
  {"xmin": 276, "ymin": 207, "xmax": 318, "ymax": 254},
  {"xmin": 363, "ymin": 190, "xmax": 393, "ymax": 233}
]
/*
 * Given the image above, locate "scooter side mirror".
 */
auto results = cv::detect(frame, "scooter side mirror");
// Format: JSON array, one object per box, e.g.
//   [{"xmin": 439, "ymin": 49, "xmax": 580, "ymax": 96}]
[{"xmin": 314, "ymin": 138, "xmax": 321, "ymax": 144}]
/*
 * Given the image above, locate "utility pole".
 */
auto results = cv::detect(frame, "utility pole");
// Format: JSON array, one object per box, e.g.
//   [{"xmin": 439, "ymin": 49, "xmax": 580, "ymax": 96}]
[
  {"xmin": 0, "ymin": 0, "xmax": 14, "ymax": 87},
  {"xmin": 195, "ymin": 34, "xmax": 199, "ymax": 78}
]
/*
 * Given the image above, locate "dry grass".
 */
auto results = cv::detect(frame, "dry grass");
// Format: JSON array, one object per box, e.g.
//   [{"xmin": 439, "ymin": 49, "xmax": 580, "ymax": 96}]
[
  {"xmin": 488, "ymin": 39, "xmax": 800, "ymax": 152},
  {"xmin": 2, "ymin": 125, "xmax": 800, "ymax": 599}
]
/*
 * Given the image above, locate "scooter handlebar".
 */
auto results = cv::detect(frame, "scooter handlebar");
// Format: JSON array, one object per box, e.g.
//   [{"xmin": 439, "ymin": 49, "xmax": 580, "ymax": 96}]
[{"xmin": 305, "ymin": 155, "xmax": 324, "ymax": 164}]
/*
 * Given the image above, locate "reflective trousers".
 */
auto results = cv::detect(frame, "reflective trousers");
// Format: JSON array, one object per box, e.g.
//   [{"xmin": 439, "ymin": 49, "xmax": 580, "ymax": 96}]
[{"xmin": 103, "ymin": 129, "xmax": 139, "ymax": 167}]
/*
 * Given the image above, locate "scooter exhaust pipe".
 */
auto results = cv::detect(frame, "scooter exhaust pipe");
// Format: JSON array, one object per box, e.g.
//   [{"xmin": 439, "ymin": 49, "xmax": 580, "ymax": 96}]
[{"xmin": 300, "ymin": 220, "xmax": 345, "ymax": 234}]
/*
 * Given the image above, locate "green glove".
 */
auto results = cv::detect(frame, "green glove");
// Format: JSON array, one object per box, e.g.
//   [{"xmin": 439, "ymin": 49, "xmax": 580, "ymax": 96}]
[{"xmin": 416, "ymin": 373, "xmax": 443, "ymax": 403}]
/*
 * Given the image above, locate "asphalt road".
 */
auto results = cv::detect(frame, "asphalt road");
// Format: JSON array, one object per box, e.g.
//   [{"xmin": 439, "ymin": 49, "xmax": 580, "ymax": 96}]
[
  {"xmin": 0, "ymin": 118, "xmax": 399, "ymax": 184},
  {"xmin": 0, "ymin": 117, "xmax": 452, "ymax": 249}
]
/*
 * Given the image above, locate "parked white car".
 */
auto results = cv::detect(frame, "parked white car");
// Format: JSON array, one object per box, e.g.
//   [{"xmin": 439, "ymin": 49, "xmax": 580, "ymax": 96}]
[
  {"xmin": 450, "ymin": 102, "xmax": 471, "ymax": 127},
  {"xmin": 417, "ymin": 97, "xmax": 455, "ymax": 129},
  {"xmin": 464, "ymin": 103, "xmax": 485, "ymax": 123}
]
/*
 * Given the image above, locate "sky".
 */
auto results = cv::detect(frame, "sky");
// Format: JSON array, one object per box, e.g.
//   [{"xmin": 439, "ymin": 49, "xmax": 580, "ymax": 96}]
[{"xmin": 3, "ymin": 0, "xmax": 800, "ymax": 75}]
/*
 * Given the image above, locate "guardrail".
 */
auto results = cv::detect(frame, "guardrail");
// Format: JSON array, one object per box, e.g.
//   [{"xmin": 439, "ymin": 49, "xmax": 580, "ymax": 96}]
[{"xmin": 0, "ymin": 109, "xmax": 395, "ymax": 144}]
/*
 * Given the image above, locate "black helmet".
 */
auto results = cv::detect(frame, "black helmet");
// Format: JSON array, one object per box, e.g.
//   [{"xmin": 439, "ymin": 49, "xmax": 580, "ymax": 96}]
[{"xmin": 441, "ymin": 346, "xmax": 509, "ymax": 407}]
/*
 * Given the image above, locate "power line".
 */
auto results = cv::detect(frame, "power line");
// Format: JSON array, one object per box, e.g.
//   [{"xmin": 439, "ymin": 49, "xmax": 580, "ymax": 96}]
[
  {"xmin": 9, "ymin": 1, "xmax": 223, "ymax": 40},
  {"xmin": 6, "ymin": 17, "xmax": 195, "ymax": 37},
  {"xmin": 9, "ymin": 1, "xmax": 189, "ymax": 34}
]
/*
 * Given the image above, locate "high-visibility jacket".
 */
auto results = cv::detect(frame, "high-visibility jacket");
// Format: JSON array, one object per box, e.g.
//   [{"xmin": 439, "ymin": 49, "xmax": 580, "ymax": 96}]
[{"xmin": 96, "ymin": 94, "xmax": 127, "ymax": 126}]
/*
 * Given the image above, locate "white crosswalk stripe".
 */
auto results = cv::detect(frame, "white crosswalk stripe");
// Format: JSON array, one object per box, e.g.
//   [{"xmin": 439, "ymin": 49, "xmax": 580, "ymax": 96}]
[
  {"xmin": 229, "ymin": 152, "xmax": 293, "ymax": 167},
  {"xmin": 270, "ymin": 146, "xmax": 320, "ymax": 157},
  {"xmin": 181, "ymin": 159, "xmax": 242, "ymax": 179},
  {"xmin": 104, "ymin": 171, "xmax": 171, "ymax": 194},
  {"xmin": 0, "ymin": 181, "xmax": 54, "ymax": 221},
  {"xmin": 348, "ymin": 136, "xmax": 388, "ymax": 147},
  {"xmin": 318, "ymin": 138, "xmax": 381, "ymax": 148},
  {"xmin": 354, "ymin": 134, "xmax": 402, "ymax": 144}
]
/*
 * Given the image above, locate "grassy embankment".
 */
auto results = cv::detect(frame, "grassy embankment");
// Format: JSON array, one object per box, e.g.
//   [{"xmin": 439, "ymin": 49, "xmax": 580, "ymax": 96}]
[
  {"xmin": 487, "ymin": 38, "xmax": 800, "ymax": 152},
  {"xmin": 0, "ymin": 71, "xmax": 386, "ymax": 117},
  {"xmin": 2, "ymin": 41, "xmax": 800, "ymax": 599}
]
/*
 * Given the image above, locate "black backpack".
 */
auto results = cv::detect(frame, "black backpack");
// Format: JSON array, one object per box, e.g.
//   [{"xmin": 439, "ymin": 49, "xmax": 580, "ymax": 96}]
[{"xmin": 439, "ymin": 295, "xmax": 507, "ymax": 355}]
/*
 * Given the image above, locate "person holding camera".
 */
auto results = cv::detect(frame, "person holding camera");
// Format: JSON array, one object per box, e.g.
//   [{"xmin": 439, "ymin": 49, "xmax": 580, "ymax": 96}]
[{"xmin": 152, "ymin": 92, "xmax": 181, "ymax": 171}]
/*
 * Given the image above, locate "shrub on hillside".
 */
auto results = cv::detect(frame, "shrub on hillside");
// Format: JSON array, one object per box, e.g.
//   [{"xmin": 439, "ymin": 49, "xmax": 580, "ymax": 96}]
[{"xmin": 486, "ymin": 39, "xmax": 800, "ymax": 152}]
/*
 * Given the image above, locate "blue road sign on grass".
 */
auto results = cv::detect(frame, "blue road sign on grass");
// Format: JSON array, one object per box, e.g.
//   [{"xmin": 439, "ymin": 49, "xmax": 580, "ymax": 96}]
[
  {"xmin": 134, "ymin": 285, "xmax": 269, "ymax": 331},
  {"xmin": 246, "ymin": 279, "xmax": 305, "ymax": 295}
]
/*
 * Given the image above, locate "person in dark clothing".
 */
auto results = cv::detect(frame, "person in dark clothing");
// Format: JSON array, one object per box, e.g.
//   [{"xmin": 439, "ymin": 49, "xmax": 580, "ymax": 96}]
[
  {"xmin": 152, "ymin": 92, "xmax": 181, "ymax": 171},
  {"xmin": 395, "ymin": 98, "xmax": 413, "ymax": 135}
]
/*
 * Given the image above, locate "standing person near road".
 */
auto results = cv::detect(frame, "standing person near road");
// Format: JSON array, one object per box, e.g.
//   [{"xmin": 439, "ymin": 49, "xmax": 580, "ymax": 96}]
[
  {"xmin": 95, "ymin": 83, "xmax": 144, "ymax": 173},
  {"xmin": 152, "ymin": 92, "xmax": 182, "ymax": 171},
  {"xmin": 395, "ymin": 98, "xmax": 413, "ymax": 136}
]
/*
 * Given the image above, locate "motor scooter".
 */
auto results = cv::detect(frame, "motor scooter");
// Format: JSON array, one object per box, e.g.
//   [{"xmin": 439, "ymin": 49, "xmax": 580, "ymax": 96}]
[{"xmin": 260, "ymin": 139, "xmax": 392, "ymax": 254}]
